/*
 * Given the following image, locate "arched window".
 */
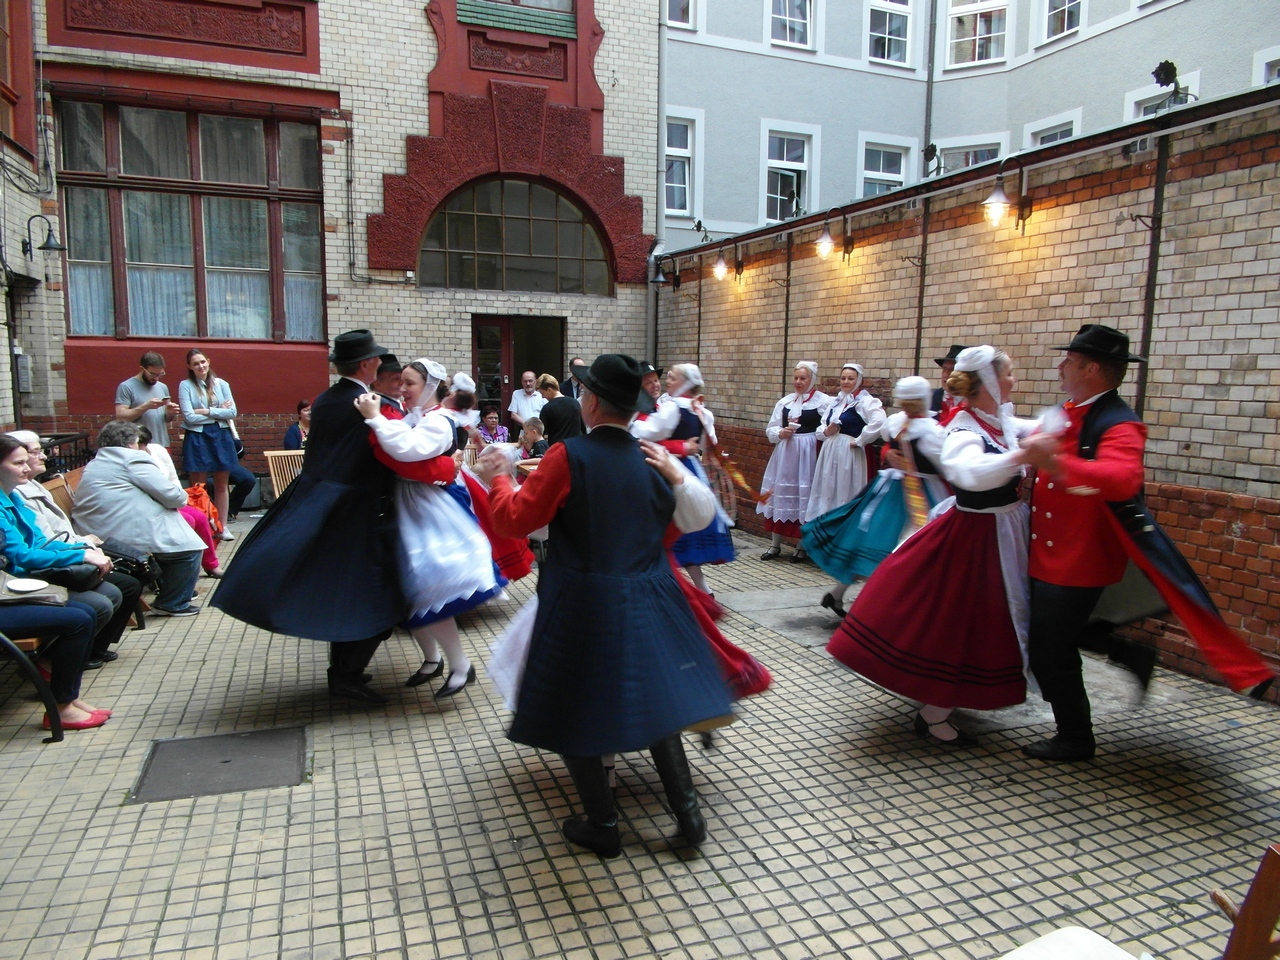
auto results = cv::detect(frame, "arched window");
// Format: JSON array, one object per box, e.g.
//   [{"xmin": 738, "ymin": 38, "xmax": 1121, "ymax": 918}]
[{"xmin": 418, "ymin": 179, "xmax": 612, "ymax": 296}]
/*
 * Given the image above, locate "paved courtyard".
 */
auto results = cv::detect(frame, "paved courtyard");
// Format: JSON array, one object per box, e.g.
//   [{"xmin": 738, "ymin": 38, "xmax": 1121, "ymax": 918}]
[{"xmin": 0, "ymin": 525, "xmax": 1276, "ymax": 960}]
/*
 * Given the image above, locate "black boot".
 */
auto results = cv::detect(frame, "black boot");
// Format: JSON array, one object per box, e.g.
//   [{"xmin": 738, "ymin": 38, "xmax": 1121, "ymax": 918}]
[
  {"xmin": 648, "ymin": 735, "xmax": 706, "ymax": 847},
  {"xmin": 1107, "ymin": 635, "xmax": 1157, "ymax": 694},
  {"xmin": 1023, "ymin": 696, "xmax": 1096, "ymax": 761},
  {"xmin": 561, "ymin": 756, "xmax": 621, "ymax": 858}
]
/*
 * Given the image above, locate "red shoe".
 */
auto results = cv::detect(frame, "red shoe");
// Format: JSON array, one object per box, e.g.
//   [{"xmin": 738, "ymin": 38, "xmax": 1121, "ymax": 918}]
[{"xmin": 43, "ymin": 711, "xmax": 110, "ymax": 731}]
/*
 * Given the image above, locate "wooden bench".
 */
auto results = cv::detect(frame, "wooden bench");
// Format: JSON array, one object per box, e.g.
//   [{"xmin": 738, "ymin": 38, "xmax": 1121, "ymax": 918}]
[{"xmin": 0, "ymin": 633, "xmax": 63, "ymax": 742}]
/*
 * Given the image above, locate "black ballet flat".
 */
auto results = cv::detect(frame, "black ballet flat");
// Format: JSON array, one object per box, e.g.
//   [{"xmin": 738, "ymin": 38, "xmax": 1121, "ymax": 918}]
[
  {"xmin": 913, "ymin": 712, "xmax": 977, "ymax": 748},
  {"xmin": 820, "ymin": 593, "xmax": 846, "ymax": 618},
  {"xmin": 435, "ymin": 665, "xmax": 476, "ymax": 700},
  {"xmin": 760, "ymin": 547, "xmax": 782, "ymax": 561},
  {"xmin": 789, "ymin": 551, "xmax": 809, "ymax": 564},
  {"xmin": 405, "ymin": 659, "xmax": 444, "ymax": 687}
]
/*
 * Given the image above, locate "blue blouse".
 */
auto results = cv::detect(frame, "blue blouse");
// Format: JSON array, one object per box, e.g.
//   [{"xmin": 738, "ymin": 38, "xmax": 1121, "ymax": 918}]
[{"xmin": 0, "ymin": 491, "xmax": 87, "ymax": 575}]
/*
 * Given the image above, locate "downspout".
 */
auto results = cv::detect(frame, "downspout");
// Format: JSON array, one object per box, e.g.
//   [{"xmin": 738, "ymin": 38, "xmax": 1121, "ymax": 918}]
[
  {"xmin": 1134, "ymin": 134, "xmax": 1170, "ymax": 417},
  {"xmin": 782, "ymin": 234, "xmax": 792, "ymax": 392},
  {"xmin": 646, "ymin": 2, "xmax": 667, "ymax": 364},
  {"xmin": 913, "ymin": 0, "xmax": 940, "ymax": 374}
]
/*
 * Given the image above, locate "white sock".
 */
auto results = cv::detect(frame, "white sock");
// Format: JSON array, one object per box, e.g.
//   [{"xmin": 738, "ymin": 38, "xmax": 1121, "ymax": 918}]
[
  {"xmin": 919, "ymin": 704, "xmax": 958, "ymax": 740},
  {"xmin": 428, "ymin": 618, "xmax": 470, "ymax": 678},
  {"xmin": 686, "ymin": 565, "xmax": 708, "ymax": 593},
  {"xmin": 411, "ymin": 629, "xmax": 440, "ymax": 669},
  {"xmin": 829, "ymin": 581, "xmax": 849, "ymax": 604}
]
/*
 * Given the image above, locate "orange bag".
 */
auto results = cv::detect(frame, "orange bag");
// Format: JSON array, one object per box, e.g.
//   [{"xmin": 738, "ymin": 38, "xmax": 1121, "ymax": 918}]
[{"xmin": 184, "ymin": 483, "xmax": 223, "ymax": 537}]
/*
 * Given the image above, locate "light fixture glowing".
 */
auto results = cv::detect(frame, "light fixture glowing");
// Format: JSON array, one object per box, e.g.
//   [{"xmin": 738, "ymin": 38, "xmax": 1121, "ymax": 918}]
[
  {"xmin": 982, "ymin": 176, "xmax": 1011, "ymax": 228},
  {"xmin": 713, "ymin": 248, "xmax": 728, "ymax": 280},
  {"xmin": 816, "ymin": 224, "xmax": 834, "ymax": 258}
]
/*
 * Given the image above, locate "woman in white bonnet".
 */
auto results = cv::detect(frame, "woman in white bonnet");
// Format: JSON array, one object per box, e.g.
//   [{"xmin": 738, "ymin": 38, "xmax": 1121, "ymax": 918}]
[
  {"xmin": 631, "ymin": 362, "xmax": 735, "ymax": 593},
  {"xmin": 802, "ymin": 375, "xmax": 947, "ymax": 617},
  {"xmin": 756, "ymin": 361, "xmax": 832, "ymax": 562},
  {"xmin": 355, "ymin": 359, "xmax": 503, "ymax": 698},
  {"xmin": 827, "ymin": 347, "xmax": 1038, "ymax": 747},
  {"xmin": 804, "ymin": 362, "xmax": 886, "ymax": 521}
]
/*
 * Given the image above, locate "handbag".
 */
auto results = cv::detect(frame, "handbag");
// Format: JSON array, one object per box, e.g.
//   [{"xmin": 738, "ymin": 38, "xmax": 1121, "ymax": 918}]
[
  {"xmin": 0, "ymin": 569, "xmax": 69, "ymax": 606},
  {"xmin": 101, "ymin": 539, "xmax": 162, "ymax": 586},
  {"xmin": 27, "ymin": 562, "xmax": 104, "ymax": 592}
]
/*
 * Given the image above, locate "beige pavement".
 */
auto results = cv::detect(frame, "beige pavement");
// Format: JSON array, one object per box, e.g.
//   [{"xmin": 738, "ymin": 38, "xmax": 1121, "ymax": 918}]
[{"xmin": 0, "ymin": 524, "xmax": 1275, "ymax": 960}]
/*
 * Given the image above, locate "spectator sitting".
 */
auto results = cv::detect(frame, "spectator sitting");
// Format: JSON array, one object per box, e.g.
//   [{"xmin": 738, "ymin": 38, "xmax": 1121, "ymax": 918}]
[
  {"xmin": 7, "ymin": 431, "xmax": 144, "ymax": 665},
  {"xmin": 477, "ymin": 405, "xmax": 508, "ymax": 445},
  {"xmin": 0, "ymin": 436, "xmax": 136, "ymax": 669},
  {"xmin": 0, "ymin": 553, "xmax": 112, "ymax": 730},
  {"xmin": 519, "ymin": 417, "xmax": 548, "ymax": 459},
  {"xmin": 72, "ymin": 421, "xmax": 205, "ymax": 617},
  {"xmin": 137, "ymin": 425, "xmax": 224, "ymax": 580},
  {"xmin": 283, "ymin": 399, "xmax": 311, "ymax": 450}
]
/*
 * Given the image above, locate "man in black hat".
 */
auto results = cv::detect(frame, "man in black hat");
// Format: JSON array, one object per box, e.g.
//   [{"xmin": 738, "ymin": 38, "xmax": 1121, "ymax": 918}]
[
  {"xmin": 475, "ymin": 354, "xmax": 731, "ymax": 858},
  {"xmin": 1019, "ymin": 325, "xmax": 1274, "ymax": 761},
  {"xmin": 372, "ymin": 353, "xmax": 405, "ymax": 416},
  {"xmin": 930, "ymin": 344, "xmax": 966, "ymax": 418},
  {"xmin": 213, "ymin": 329, "xmax": 406, "ymax": 704}
]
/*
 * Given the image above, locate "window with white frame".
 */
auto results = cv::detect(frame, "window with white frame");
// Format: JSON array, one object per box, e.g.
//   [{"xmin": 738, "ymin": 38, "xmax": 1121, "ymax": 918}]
[
  {"xmin": 766, "ymin": 133, "xmax": 807, "ymax": 220},
  {"xmin": 665, "ymin": 120, "xmax": 692, "ymax": 215},
  {"xmin": 666, "ymin": 0, "xmax": 691, "ymax": 27},
  {"xmin": 1045, "ymin": 0, "xmax": 1079, "ymax": 39},
  {"xmin": 771, "ymin": 0, "xmax": 809, "ymax": 46},
  {"xmin": 869, "ymin": 0, "xmax": 910, "ymax": 64},
  {"xmin": 863, "ymin": 145, "xmax": 906, "ymax": 196},
  {"xmin": 1034, "ymin": 123, "xmax": 1073, "ymax": 145},
  {"xmin": 940, "ymin": 144, "xmax": 998, "ymax": 173},
  {"xmin": 1268, "ymin": 60, "xmax": 1280, "ymax": 84},
  {"xmin": 948, "ymin": 0, "xmax": 1006, "ymax": 66}
]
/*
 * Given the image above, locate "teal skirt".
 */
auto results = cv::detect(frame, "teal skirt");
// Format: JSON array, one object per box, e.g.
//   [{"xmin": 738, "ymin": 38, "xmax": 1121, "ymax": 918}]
[{"xmin": 801, "ymin": 473, "xmax": 936, "ymax": 583}]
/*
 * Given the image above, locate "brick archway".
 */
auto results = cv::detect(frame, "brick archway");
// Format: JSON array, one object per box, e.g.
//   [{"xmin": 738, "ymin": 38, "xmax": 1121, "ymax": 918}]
[{"xmin": 367, "ymin": 80, "xmax": 652, "ymax": 283}]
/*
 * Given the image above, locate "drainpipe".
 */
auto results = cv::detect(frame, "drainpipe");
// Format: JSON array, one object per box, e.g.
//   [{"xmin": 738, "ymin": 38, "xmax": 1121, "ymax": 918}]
[
  {"xmin": 911, "ymin": 0, "xmax": 940, "ymax": 375},
  {"xmin": 1134, "ymin": 134, "xmax": 1170, "ymax": 418},
  {"xmin": 922, "ymin": 0, "xmax": 939, "ymax": 181},
  {"xmin": 646, "ymin": 1, "xmax": 668, "ymax": 364},
  {"xmin": 782, "ymin": 234, "xmax": 792, "ymax": 392}
]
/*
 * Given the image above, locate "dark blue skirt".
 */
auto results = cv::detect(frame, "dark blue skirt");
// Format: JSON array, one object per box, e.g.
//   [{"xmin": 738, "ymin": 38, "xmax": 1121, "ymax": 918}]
[{"xmin": 182, "ymin": 425, "xmax": 239, "ymax": 472}]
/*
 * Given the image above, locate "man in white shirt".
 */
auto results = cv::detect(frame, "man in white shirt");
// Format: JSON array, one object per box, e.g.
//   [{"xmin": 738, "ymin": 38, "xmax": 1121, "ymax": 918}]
[{"xmin": 507, "ymin": 370, "xmax": 546, "ymax": 429}]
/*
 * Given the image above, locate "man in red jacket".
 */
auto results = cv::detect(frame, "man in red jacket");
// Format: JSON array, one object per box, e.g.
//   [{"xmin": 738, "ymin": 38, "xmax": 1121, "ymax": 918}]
[{"xmin": 1019, "ymin": 325, "xmax": 1150, "ymax": 761}]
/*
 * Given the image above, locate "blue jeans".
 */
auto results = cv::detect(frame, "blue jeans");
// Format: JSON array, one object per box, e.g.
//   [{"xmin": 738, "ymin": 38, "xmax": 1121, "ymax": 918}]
[
  {"xmin": 153, "ymin": 550, "xmax": 203, "ymax": 611},
  {"xmin": 0, "ymin": 601, "xmax": 97, "ymax": 703}
]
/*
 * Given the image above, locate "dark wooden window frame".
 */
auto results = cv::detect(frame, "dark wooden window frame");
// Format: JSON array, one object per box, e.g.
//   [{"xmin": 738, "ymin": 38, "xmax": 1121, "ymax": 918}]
[{"xmin": 57, "ymin": 100, "xmax": 325, "ymax": 342}]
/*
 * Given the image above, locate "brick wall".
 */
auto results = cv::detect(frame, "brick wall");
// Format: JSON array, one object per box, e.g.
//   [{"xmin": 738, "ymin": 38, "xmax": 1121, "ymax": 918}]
[{"xmin": 660, "ymin": 103, "xmax": 1280, "ymax": 692}]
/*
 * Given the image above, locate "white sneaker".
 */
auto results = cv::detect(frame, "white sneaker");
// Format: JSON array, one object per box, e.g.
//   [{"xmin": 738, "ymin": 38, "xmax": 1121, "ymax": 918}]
[{"xmin": 216, "ymin": 530, "xmax": 236, "ymax": 541}]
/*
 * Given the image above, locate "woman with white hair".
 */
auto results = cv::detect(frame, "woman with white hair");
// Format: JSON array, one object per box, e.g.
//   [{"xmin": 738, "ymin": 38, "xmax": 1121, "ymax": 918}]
[
  {"xmin": 827, "ymin": 347, "xmax": 1038, "ymax": 747},
  {"xmin": 631, "ymin": 363, "xmax": 735, "ymax": 592},
  {"xmin": 756, "ymin": 361, "xmax": 832, "ymax": 562},
  {"xmin": 355, "ymin": 359, "xmax": 502, "ymax": 697},
  {"xmin": 804, "ymin": 363, "xmax": 886, "ymax": 521},
  {"xmin": 802, "ymin": 376, "xmax": 948, "ymax": 617}
]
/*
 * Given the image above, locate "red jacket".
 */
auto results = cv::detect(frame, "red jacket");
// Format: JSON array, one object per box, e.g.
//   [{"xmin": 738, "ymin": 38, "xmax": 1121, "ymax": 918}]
[{"xmin": 1028, "ymin": 401, "xmax": 1147, "ymax": 588}]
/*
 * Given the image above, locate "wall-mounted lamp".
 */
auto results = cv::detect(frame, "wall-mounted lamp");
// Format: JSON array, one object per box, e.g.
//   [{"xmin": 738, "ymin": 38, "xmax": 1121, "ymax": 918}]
[
  {"xmin": 815, "ymin": 208, "xmax": 841, "ymax": 258},
  {"xmin": 981, "ymin": 156, "xmax": 1032, "ymax": 233},
  {"xmin": 651, "ymin": 254, "xmax": 681, "ymax": 290},
  {"xmin": 841, "ymin": 214, "xmax": 855, "ymax": 261},
  {"xmin": 714, "ymin": 243, "xmax": 743, "ymax": 280},
  {"xmin": 23, "ymin": 215, "xmax": 66, "ymax": 258}
]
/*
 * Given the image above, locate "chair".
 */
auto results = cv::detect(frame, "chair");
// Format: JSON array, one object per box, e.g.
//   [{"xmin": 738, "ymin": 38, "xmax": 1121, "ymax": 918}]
[
  {"xmin": 1211, "ymin": 843, "xmax": 1280, "ymax": 960},
  {"xmin": 41, "ymin": 473, "xmax": 76, "ymax": 519},
  {"xmin": 264, "ymin": 450, "xmax": 306, "ymax": 500},
  {"xmin": 0, "ymin": 633, "xmax": 63, "ymax": 743}
]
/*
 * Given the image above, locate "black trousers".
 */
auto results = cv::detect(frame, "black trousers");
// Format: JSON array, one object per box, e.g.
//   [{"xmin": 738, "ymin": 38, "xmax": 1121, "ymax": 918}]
[
  {"xmin": 328, "ymin": 630, "xmax": 390, "ymax": 680},
  {"xmin": 1027, "ymin": 579, "xmax": 1104, "ymax": 708}
]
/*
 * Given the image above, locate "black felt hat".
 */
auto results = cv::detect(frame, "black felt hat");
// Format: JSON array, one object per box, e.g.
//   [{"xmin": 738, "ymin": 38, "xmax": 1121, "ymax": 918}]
[
  {"xmin": 934, "ymin": 344, "xmax": 967, "ymax": 366},
  {"xmin": 1053, "ymin": 324, "xmax": 1146, "ymax": 363},
  {"xmin": 571, "ymin": 354, "xmax": 646, "ymax": 412},
  {"xmin": 329, "ymin": 329, "xmax": 391, "ymax": 364}
]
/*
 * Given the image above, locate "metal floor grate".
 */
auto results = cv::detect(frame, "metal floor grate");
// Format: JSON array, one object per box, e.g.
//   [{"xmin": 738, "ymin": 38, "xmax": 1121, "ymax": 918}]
[{"xmin": 129, "ymin": 726, "xmax": 307, "ymax": 804}]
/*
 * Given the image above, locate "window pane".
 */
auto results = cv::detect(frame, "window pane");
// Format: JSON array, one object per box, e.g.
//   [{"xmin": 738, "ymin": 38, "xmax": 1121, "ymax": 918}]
[
  {"xmin": 283, "ymin": 202, "xmax": 322, "ymax": 273},
  {"xmin": 560, "ymin": 258, "xmax": 583, "ymax": 294},
  {"xmin": 64, "ymin": 186, "xmax": 110, "ymax": 261},
  {"xmin": 128, "ymin": 266, "xmax": 196, "ymax": 336},
  {"xmin": 207, "ymin": 270, "xmax": 270, "ymax": 338},
  {"xmin": 503, "ymin": 180, "xmax": 529, "ymax": 216},
  {"xmin": 785, "ymin": 138, "xmax": 804, "ymax": 163},
  {"xmin": 507, "ymin": 256, "xmax": 557, "ymax": 292},
  {"xmin": 667, "ymin": 0, "xmax": 690, "ymax": 24},
  {"xmin": 204, "ymin": 197, "xmax": 268, "ymax": 269},
  {"xmin": 768, "ymin": 136, "xmax": 784, "ymax": 161},
  {"xmin": 476, "ymin": 214, "xmax": 502, "ymax": 253},
  {"xmin": 583, "ymin": 225, "xmax": 604, "ymax": 259},
  {"xmin": 419, "ymin": 249, "xmax": 447, "ymax": 286},
  {"xmin": 475, "ymin": 181, "xmax": 501, "ymax": 214},
  {"xmin": 447, "ymin": 211, "xmax": 475, "ymax": 250},
  {"xmin": 584, "ymin": 260, "xmax": 609, "ymax": 295},
  {"xmin": 667, "ymin": 121, "xmax": 689, "ymax": 150},
  {"xmin": 666, "ymin": 157, "xmax": 688, "ymax": 211},
  {"xmin": 200, "ymin": 115, "xmax": 266, "ymax": 185},
  {"xmin": 68, "ymin": 265, "xmax": 113, "ymax": 335},
  {"xmin": 505, "ymin": 217, "xmax": 530, "ymax": 255},
  {"xmin": 448, "ymin": 251, "xmax": 475, "ymax": 287},
  {"xmin": 422, "ymin": 214, "xmax": 446, "ymax": 250},
  {"xmin": 284, "ymin": 274, "xmax": 323, "ymax": 341},
  {"xmin": 279, "ymin": 122, "xmax": 320, "ymax": 190},
  {"xmin": 59, "ymin": 102, "xmax": 105, "ymax": 173},
  {"xmin": 475, "ymin": 255, "xmax": 501, "ymax": 289},
  {"xmin": 531, "ymin": 184, "xmax": 558, "ymax": 219},
  {"xmin": 124, "ymin": 191, "xmax": 192, "ymax": 265},
  {"xmin": 447, "ymin": 187, "xmax": 475, "ymax": 213},
  {"xmin": 531, "ymin": 219, "xmax": 556, "ymax": 253},
  {"xmin": 121, "ymin": 108, "xmax": 189, "ymax": 179}
]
